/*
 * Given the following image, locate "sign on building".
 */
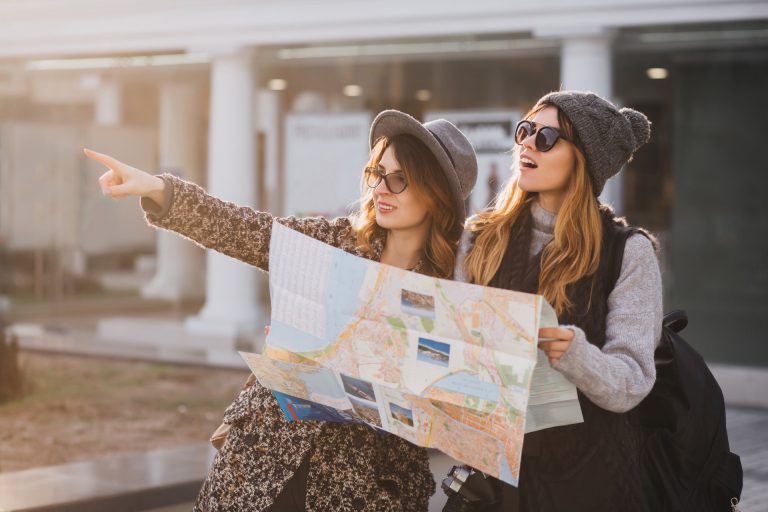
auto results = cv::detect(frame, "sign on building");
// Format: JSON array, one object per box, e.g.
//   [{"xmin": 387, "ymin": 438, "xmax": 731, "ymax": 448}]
[{"xmin": 283, "ymin": 113, "xmax": 371, "ymax": 217}]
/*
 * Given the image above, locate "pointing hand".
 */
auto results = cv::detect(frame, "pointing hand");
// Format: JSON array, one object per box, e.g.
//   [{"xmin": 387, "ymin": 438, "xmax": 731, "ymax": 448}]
[{"xmin": 84, "ymin": 148, "xmax": 166, "ymax": 204}]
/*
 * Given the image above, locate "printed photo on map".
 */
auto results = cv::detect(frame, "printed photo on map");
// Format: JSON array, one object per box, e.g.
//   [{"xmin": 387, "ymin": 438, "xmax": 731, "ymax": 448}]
[
  {"xmin": 401, "ymin": 289, "xmax": 436, "ymax": 318},
  {"xmin": 389, "ymin": 402, "xmax": 415, "ymax": 427},
  {"xmin": 340, "ymin": 374, "xmax": 377, "ymax": 402},
  {"xmin": 417, "ymin": 337, "xmax": 451, "ymax": 368},
  {"xmin": 273, "ymin": 391, "xmax": 364, "ymax": 425},
  {"xmin": 349, "ymin": 396, "xmax": 383, "ymax": 427}
]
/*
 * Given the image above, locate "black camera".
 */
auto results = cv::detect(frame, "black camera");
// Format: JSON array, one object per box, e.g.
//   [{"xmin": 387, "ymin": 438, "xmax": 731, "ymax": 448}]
[{"xmin": 441, "ymin": 465, "xmax": 500, "ymax": 512}]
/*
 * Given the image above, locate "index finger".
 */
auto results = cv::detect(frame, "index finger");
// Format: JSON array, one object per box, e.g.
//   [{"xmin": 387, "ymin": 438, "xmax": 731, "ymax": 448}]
[
  {"xmin": 83, "ymin": 148, "xmax": 122, "ymax": 169},
  {"xmin": 538, "ymin": 340, "xmax": 571, "ymax": 352},
  {"xmin": 538, "ymin": 327, "xmax": 573, "ymax": 341}
]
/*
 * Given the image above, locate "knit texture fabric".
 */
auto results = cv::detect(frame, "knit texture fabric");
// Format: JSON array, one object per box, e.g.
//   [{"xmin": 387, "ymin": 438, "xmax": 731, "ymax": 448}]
[{"xmin": 538, "ymin": 91, "xmax": 652, "ymax": 195}]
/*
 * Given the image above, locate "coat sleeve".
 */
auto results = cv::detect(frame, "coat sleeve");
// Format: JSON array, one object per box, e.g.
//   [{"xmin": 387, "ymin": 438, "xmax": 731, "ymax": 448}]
[
  {"xmin": 376, "ymin": 436, "xmax": 436, "ymax": 511},
  {"xmin": 141, "ymin": 174, "xmax": 355, "ymax": 272}
]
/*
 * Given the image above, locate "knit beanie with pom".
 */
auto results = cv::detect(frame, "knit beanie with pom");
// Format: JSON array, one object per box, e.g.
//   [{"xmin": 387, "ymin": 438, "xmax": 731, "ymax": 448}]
[{"xmin": 537, "ymin": 91, "xmax": 651, "ymax": 196}]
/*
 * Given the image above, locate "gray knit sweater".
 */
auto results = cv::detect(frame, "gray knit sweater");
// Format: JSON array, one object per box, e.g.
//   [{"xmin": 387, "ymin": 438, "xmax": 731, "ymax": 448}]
[{"xmin": 460, "ymin": 201, "xmax": 663, "ymax": 413}]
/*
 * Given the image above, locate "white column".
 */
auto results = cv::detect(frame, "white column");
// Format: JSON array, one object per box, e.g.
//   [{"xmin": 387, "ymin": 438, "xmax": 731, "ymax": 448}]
[
  {"xmin": 185, "ymin": 47, "xmax": 264, "ymax": 338},
  {"xmin": 559, "ymin": 32, "xmax": 623, "ymax": 211},
  {"xmin": 142, "ymin": 82, "xmax": 205, "ymax": 301},
  {"xmin": 560, "ymin": 35, "xmax": 612, "ymax": 95},
  {"xmin": 95, "ymin": 78, "xmax": 122, "ymax": 126},
  {"xmin": 257, "ymin": 89, "xmax": 280, "ymax": 213},
  {"xmin": 252, "ymin": 90, "xmax": 280, "ymax": 321}
]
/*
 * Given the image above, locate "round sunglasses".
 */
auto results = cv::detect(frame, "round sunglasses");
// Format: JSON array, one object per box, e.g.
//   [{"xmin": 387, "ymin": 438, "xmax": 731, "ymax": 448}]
[
  {"xmin": 514, "ymin": 120, "xmax": 569, "ymax": 152},
  {"xmin": 365, "ymin": 167, "xmax": 408, "ymax": 194}
]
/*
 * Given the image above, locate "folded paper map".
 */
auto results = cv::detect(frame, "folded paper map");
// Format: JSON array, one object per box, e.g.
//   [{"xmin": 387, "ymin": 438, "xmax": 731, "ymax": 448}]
[{"xmin": 240, "ymin": 221, "xmax": 583, "ymax": 486}]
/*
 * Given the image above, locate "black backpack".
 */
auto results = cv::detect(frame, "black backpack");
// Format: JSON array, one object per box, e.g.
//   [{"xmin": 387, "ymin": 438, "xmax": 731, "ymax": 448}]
[{"xmin": 612, "ymin": 229, "xmax": 743, "ymax": 511}]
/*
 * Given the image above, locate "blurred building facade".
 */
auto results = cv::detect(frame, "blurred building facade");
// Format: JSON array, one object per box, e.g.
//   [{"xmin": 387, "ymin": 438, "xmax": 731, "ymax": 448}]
[{"xmin": 1, "ymin": 1, "xmax": 767, "ymax": 380}]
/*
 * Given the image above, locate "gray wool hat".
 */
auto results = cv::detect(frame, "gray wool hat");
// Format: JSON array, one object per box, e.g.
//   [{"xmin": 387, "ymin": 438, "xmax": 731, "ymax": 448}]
[
  {"xmin": 369, "ymin": 110, "xmax": 478, "ymax": 223},
  {"xmin": 537, "ymin": 91, "xmax": 651, "ymax": 196}
]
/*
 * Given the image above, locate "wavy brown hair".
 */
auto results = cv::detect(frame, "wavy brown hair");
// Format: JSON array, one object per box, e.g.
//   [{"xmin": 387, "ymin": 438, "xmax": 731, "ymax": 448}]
[
  {"xmin": 353, "ymin": 134, "xmax": 462, "ymax": 279},
  {"xmin": 463, "ymin": 102, "xmax": 602, "ymax": 314}
]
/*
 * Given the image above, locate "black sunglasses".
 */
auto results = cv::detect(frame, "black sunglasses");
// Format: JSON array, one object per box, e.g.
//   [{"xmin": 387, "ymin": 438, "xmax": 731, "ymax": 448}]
[
  {"xmin": 514, "ymin": 120, "xmax": 569, "ymax": 152},
  {"xmin": 365, "ymin": 167, "xmax": 408, "ymax": 194}
]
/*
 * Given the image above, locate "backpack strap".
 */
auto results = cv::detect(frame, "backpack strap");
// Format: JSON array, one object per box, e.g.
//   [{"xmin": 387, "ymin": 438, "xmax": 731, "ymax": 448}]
[
  {"xmin": 606, "ymin": 225, "xmax": 636, "ymax": 294},
  {"xmin": 664, "ymin": 309, "xmax": 688, "ymax": 333},
  {"xmin": 605, "ymin": 221, "xmax": 658, "ymax": 295}
]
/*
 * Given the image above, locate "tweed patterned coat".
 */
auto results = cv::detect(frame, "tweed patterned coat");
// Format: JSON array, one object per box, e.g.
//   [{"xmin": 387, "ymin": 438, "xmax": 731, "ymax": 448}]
[{"xmin": 142, "ymin": 174, "xmax": 436, "ymax": 512}]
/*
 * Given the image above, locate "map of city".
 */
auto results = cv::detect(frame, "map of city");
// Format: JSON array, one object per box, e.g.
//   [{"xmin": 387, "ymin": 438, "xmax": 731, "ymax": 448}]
[{"xmin": 250, "ymin": 221, "xmax": 565, "ymax": 485}]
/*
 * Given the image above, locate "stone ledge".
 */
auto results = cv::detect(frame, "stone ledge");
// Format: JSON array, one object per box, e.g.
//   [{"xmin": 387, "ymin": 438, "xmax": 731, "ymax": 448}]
[{"xmin": 0, "ymin": 444, "xmax": 214, "ymax": 512}]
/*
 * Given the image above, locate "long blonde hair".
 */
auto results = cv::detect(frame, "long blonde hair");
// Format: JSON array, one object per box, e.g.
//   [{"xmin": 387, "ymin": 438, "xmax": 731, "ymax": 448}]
[
  {"xmin": 354, "ymin": 134, "xmax": 462, "ymax": 279},
  {"xmin": 463, "ymin": 103, "xmax": 603, "ymax": 314}
]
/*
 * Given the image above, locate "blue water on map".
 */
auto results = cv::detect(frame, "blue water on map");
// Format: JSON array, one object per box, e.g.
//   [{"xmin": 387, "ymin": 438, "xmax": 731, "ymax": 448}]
[
  {"xmin": 298, "ymin": 368, "xmax": 347, "ymax": 399},
  {"xmin": 269, "ymin": 319, "xmax": 328, "ymax": 352},
  {"xmin": 432, "ymin": 372, "xmax": 500, "ymax": 402},
  {"xmin": 273, "ymin": 391, "xmax": 363, "ymax": 424},
  {"xmin": 499, "ymin": 454, "xmax": 516, "ymax": 486},
  {"xmin": 325, "ymin": 250, "xmax": 370, "ymax": 342}
]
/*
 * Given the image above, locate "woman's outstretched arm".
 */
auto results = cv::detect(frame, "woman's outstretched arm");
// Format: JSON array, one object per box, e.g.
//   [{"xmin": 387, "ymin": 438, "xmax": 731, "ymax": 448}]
[{"xmin": 86, "ymin": 149, "xmax": 354, "ymax": 272}]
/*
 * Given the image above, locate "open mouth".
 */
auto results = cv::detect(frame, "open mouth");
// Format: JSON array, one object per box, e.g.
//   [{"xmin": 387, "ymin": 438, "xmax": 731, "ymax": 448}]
[
  {"xmin": 520, "ymin": 157, "xmax": 538, "ymax": 169},
  {"xmin": 377, "ymin": 202, "xmax": 396, "ymax": 213}
]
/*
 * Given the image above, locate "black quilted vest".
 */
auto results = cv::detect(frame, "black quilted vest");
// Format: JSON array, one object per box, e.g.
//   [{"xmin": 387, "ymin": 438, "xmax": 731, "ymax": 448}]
[{"xmin": 487, "ymin": 204, "xmax": 650, "ymax": 512}]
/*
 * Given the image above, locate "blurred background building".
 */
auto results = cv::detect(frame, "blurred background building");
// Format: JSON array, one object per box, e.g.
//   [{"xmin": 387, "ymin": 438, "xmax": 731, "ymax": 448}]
[{"xmin": 1, "ymin": 0, "xmax": 767, "ymax": 393}]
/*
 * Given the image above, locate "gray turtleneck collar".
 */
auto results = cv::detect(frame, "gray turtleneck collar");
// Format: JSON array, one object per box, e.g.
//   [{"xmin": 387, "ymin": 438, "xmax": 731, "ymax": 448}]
[{"xmin": 530, "ymin": 200, "xmax": 556, "ymax": 257}]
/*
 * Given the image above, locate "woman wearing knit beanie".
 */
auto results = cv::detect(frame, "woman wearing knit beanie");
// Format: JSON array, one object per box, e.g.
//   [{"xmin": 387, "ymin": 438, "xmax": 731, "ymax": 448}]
[{"xmin": 461, "ymin": 91, "xmax": 661, "ymax": 511}]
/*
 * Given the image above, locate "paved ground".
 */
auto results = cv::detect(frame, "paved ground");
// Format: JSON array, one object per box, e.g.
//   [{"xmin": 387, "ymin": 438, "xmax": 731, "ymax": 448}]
[
  {"xmin": 726, "ymin": 407, "xmax": 768, "ymax": 512},
  {"xmin": 112, "ymin": 407, "xmax": 768, "ymax": 512},
  {"xmin": 1, "ymin": 406, "xmax": 764, "ymax": 511}
]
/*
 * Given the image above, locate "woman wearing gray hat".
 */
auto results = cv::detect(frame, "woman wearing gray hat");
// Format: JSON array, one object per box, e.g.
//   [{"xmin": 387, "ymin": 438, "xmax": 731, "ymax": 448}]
[
  {"xmin": 460, "ymin": 91, "xmax": 661, "ymax": 511},
  {"xmin": 84, "ymin": 109, "xmax": 478, "ymax": 512}
]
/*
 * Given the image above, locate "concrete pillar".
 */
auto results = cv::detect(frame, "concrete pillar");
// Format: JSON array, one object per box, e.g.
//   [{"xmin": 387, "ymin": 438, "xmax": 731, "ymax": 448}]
[
  {"xmin": 95, "ymin": 79, "xmax": 122, "ymax": 126},
  {"xmin": 185, "ymin": 47, "xmax": 264, "ymax": 338},
  {"xmin": 559, "ymin": 32, "xmax": 623, "ymax": 211},
  {"xmin": 142, "ymin": 82, "xmax": 205, "ymax": 301},
  {"xmin": 560, "ymin": 35, "xmax": 612, "ymax": 95},
  {"xmin": 257, "ymin": 89, "xmax": 280, "ymax": 213},
  {"xmin": 253, "ymin": 90, "xmax": 280, "ymax": 311}
]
